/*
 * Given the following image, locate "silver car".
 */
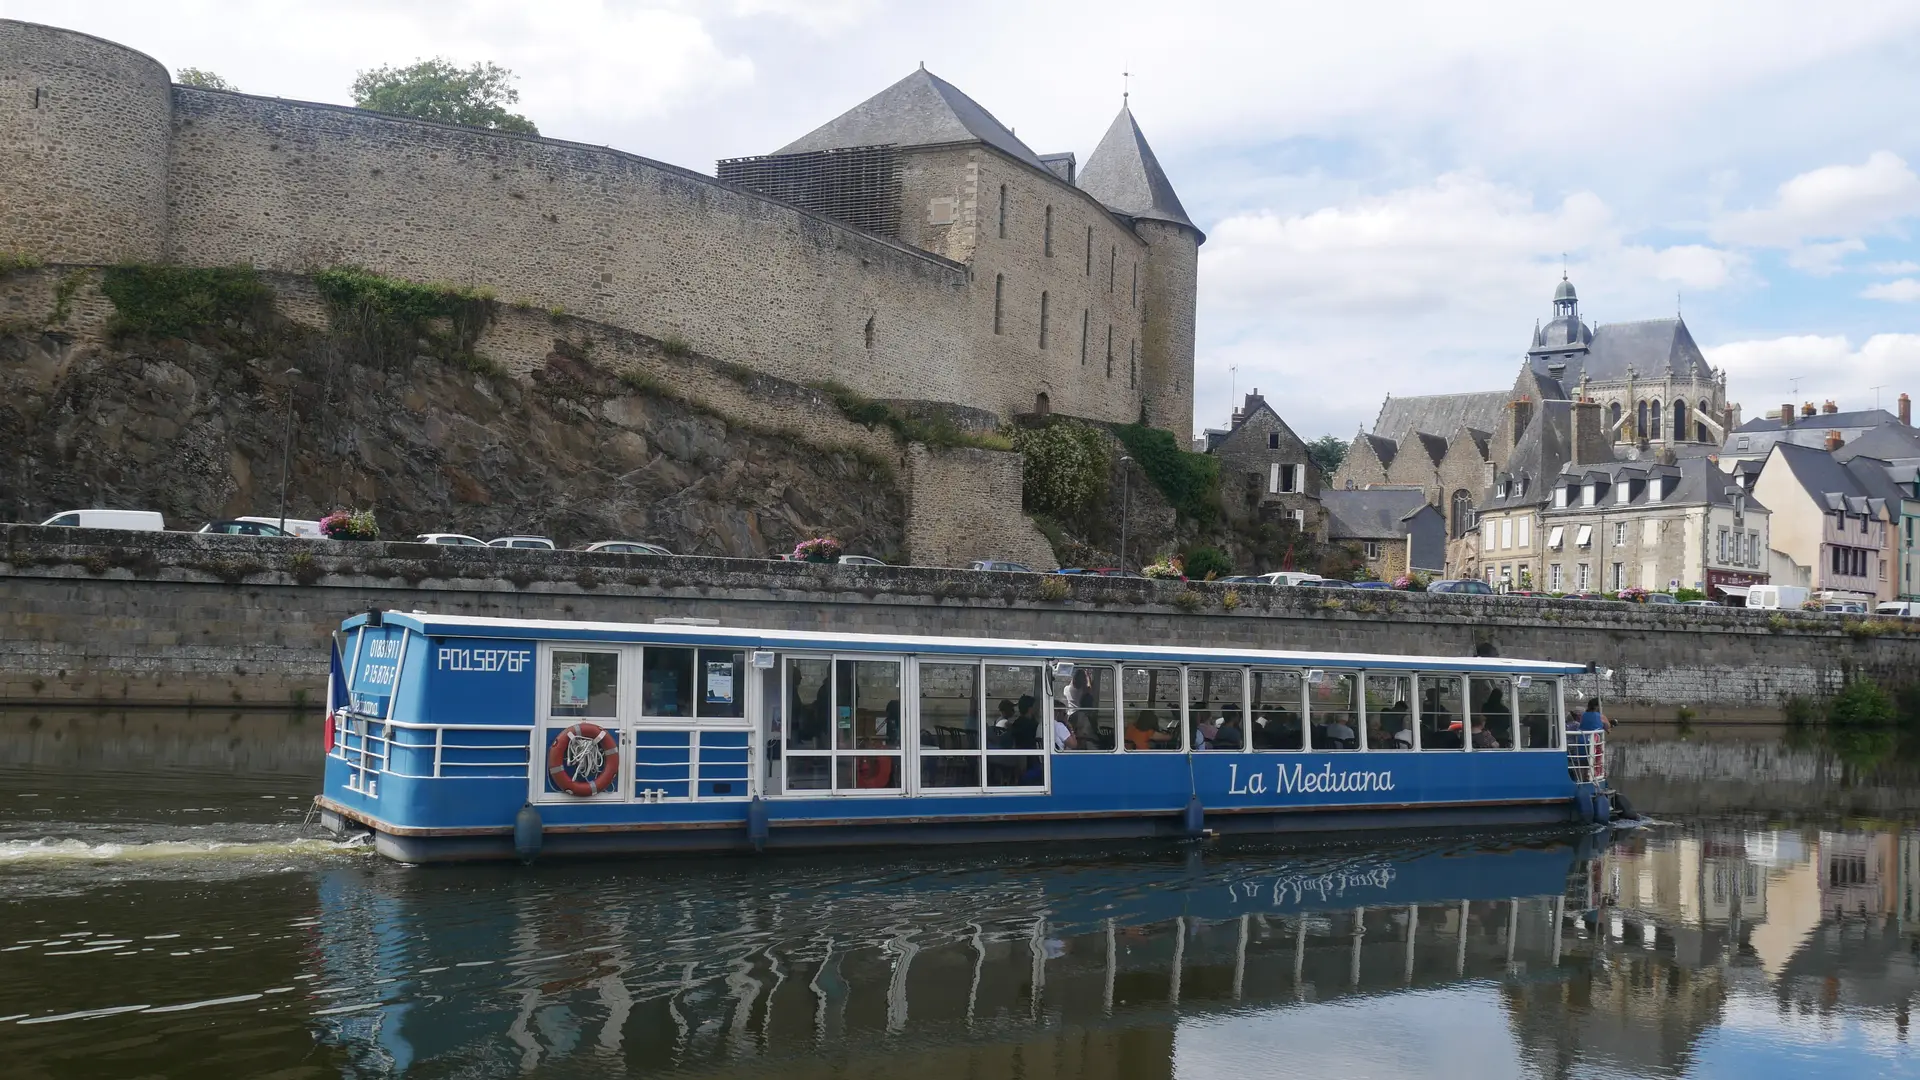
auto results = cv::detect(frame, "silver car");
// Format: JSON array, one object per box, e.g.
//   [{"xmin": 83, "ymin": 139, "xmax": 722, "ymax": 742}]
[{"xmin": 583, "ymin": 540, "xmax": 672, "ymax": 556}]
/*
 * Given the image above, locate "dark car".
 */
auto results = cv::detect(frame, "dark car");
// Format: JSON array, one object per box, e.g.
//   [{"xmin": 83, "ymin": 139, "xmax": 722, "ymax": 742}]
[
  {"xmin": 1426, "ymin": 579, "xmax": 1494, "ymax": 595},
  {"xmin": 1057, "ymin": 567, "xmax": 1148, "ymax": 579},
  {"xmin": 199, "ymin": 519, "xmax": 292, "ymax": 537}
]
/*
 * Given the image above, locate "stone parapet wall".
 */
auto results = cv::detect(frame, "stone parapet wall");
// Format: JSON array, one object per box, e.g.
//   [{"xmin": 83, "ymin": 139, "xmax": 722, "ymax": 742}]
[{"xmin": 3, "ymin": 526, "xmax": 1913, "ymax": 710}]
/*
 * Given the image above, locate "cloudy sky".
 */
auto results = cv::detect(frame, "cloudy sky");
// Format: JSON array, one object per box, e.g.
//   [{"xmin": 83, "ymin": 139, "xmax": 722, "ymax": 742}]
[{"xmin": 15, "ymin": 0, "xmax": 1920, "ymax": 437}]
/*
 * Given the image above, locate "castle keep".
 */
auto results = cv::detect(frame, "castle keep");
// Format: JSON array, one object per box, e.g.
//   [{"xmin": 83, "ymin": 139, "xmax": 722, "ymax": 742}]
[{"xmin": 0, "ymin": 20, "xmax": 1201, "ymax": 441}]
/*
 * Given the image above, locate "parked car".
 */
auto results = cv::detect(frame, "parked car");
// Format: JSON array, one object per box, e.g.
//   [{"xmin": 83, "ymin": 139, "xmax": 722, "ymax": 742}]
[
  {"xmin": 1645, "ymin": 593, "xmax": 1678, "ymax": 605},
  {"xmin": 1056, "ymin": 567, "xmax": 1147, "ymax": 578},
  {"xmin": 838, "ymin": 555, "xmax": 887, "ymax": 567},
  {"xmin": 969, "ymin": 560, "xmax": 1035, "ymax": 573},
  {"xmin": 1876, "ymin": 601, "xmax": 1918, "ymax": 617},
  {"xmin": 416, "ymin": 533, "xmax": 487, "ymax": 546},
  {"xmin": 1217, "ymin": 575, "xmax": 1264, "ymax": 584},
  {"xmin": 1426, "ymin": 579, "xmax": 1494, "ymax": 595},
  {"xmin": 1562, "ymin": 591, "xmax": 1605, "ymax": 601},
  {"xmin": 237, "ymin": 516, "xmax": 324, "ymax": 538},
  {"xmin": 1256, "ymin": 571, "xmax": 1325, "ymax": 587},
  {"xmin": 1814, "ymin": 601, "xmax": 1868, "ymax": 614},
  {"xmin": 199, "ymin": 519, "xmax": 292, "ymax": 537},
  {"xmin": 1306, "ymin": 579, "xmax": 1391, "ymax": 590},
  {"xmin": 39, "ymin": 509, "xmax": 165, "ymax": 531},
  {"xmin": 1682, "ymin": 599, "xmax": 1720, "ymax": 608},
  {"xmin": 489, "ymin": 536, "xmax": 556, "ymax": 550},
  {"xmin": 583, "ymin": 541, "xmax": 672, "ymax": 556}
]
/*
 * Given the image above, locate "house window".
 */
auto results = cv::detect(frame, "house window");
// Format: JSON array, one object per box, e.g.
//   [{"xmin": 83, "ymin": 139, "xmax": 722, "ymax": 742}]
[
  {"xmin": 1575, "ymin": 525, "xmax": 1593, "ymax": 548},
  {"xmin": 1268, "ymin": 432, "xmax": 1279, "ymax": 450},
  {"xmin": 1038, "ymin": 291, "xmax": 1049, "ymax": 349},
  {"xmin": 1080, "ymin": 309, "xmax": 1089, "ymax": 364},
  {"xmin": 1483, "ymin": 520, "xmax": 1496, "ymax": 552},
  {"xmin": 992, "ymin": 275, "xmax": 1003, "ymax": 334},
  {"xmin": 1612, "ymin": 563, "xmax": 1625, "ymax": 591},
  {"xmin": 1614, "ymin": 522, "xmax": 1626, "ymax": 546},
  {"xmin": 1289, "ymin": 509, "xmax": 1305, "ymax": 528},
  {"xmin": 1578, "ymin": 563, "xmax": 1591, "ymax": 590},
  {"xmin": 1554, "ymin": 486, "xmax": 1568, "ymax": 509},
  {"xmin": 1105, "ymin": 326, "xmax": 1113, "ymax": 377},
  {"xmin": 1546, "ymin": 525, "xmax": 1564, "ymax": 550},
  {"xmin": 1650, "ymin": 399, "xmax": 1662, "ymax": 439},
  {"xmin": 1280, "ymin": 464, "xmax": 1301, "ymax": 493},
  {"xmin": 1451, "ymin": 490, "xmax": 1474, "ymax": 539},
  {"xmin": 1363, "ymin": 541, "xmax": 1381, "ymax": 559},
  {"xmin": 1736, "ymin": 436, "xmax": 1750, "ymax": 451},
  {"xmin": 1583, "ymin": 484, "xmax": 1597, "ymax": 507},
  {"xmin": 1882, "ymin": 559, "xmax": 1889, "ymax": 580},
  {"xmin": 1500, "ymin": 519, "xmax": 1513, "ymax": 550},
  {"xmin": 1043, "ymin": 206, "xmax": 1053, "ymax": 256},
  {"xmin": 1718, "ymin": 527, "xmax": 1728, "ymax": 562},
  {"xmin": 1549, "ymin": 563, "xmax": 1563, "ymax": 591},
  {"xmin": 998, "ymin": 185, "xmax": 1007, "ymax": 239}
]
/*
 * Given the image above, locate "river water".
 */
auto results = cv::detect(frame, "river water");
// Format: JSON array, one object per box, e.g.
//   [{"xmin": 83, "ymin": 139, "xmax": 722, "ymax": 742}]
[{"xmin": 1, "ymin": 709, "xmax": 1916, "ymax": 1079}]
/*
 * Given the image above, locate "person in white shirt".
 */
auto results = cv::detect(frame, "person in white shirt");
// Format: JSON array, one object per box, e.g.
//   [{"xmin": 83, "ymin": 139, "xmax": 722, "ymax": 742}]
[{"xmin": 1052, "ymin": 703, "xmax": 1078, "ymax": 751}]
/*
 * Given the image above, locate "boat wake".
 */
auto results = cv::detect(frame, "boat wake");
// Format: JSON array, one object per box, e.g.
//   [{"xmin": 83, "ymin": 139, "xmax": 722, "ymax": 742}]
[{"xmin": 0, "ymin": 832, "xmax": 369, "ymax": 865}]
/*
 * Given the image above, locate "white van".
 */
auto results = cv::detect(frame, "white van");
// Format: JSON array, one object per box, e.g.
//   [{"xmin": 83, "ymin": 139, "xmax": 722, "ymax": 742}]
[
  {"xmin": 1745, "ymin": 584, "xmax": 1808, "ymax": 610},
  {"xmin": 1258, "ymin": 571, "xmax": 1326, "ymax": 587},
  {"xmin": 39, "ymin": 509, "xmax": 165, "ymax": 532},
  {"xmin": 1877, "ymin": 601, "xmax": 1917, "ymax": 617},
  {"xmin": 237, "ymin": 516, "xmax": 324, "ymax": 539}
]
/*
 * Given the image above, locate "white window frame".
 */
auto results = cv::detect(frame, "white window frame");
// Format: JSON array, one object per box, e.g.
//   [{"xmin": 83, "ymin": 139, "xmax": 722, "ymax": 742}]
[
  {"xmin": 1578, "ymin": 563, "xmax": 1591, "ymax": 590},
  {"xmin": 1517, "ymin": 516, "xmax": 1530, "ymax": 549},
  {"xmin": 912, "ymin": 656, "xmax": 1054, "ymax": 795},
  {"xmin": 1500, "ymin": 518, "xmax": 1513, "ymax": 550},
  {"xmin": 1549, "ymin": 563, "xmax": 1563, "ymax": 591},
  {"xmin": 777, "ymin": 651, "xmax": 914, "ymax": 799},
  {"xmin": 1554, "ymin": 487, "xmax": 1569, "ymax": 509},
  {"xmin": 1483, "ymin": 520, "xmax": 1496, "ymax": 552},
  {"xmin": 1614, "ymin": 522, "xmax": 1627, "ymax": 546}
]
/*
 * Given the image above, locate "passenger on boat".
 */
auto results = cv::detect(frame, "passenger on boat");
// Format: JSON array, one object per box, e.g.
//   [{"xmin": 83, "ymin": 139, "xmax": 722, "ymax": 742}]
[
  {"xmin": 1071, "ymin": 669, "xmax": 1096, "ymax": 709},
  {"xmin": 1320, "ymin": 714, "xmax": 1357, "ymax": 749},
  {"xmin": 1252, "ymin": 709, "xmax": 1303, "ymax": 750},
  {"xmin": 1125, "ymin": 710, "xmax": 1166, "ymax": 750},
  {"xmin": 1192, "ymin": 709, "xmax": 1217, "ymax": 750},
  {"xmin": 1579, "ymin": 698, "xmax": 1611, "ymax": 732},
  {"xmin": 1471, "ymin": 717, "xmax": 1497, "ymax": 749},
  {"xmin": 1052, "ymin": 703, "xmax": 1078, "ymax": 751},
  {"xmin": 1212, "ymin": 713, "xmax": 1244, "ymax": 749},
  {"xmin": 1011, "ymin": 695, "xmax": 1041, "ymax": 750},
  {"xmin": 990, "ymin": 699, "xmax": 1017, "ymax": 748}
]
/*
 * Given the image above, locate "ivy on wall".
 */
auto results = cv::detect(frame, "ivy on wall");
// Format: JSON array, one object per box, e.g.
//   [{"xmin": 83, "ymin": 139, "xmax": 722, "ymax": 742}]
[
  {"xmin": 1111, "ymin": 422, "xmax": 1219, "ymax": 526},
  {"xmin": 313, "ymin": 265, "xmax": 499, "ymax": 375},
  {"xmin": 99, "ymin": 264, "xmax": 274, "ymax": 339}
]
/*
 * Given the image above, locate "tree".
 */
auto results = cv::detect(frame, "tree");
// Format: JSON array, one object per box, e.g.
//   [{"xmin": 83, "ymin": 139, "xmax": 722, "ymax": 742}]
[
  {"xmin": 1306, "ymin": 434, "xmax": 1349, "ymax": 477},
  {"xmin": 176, "ymin": 67, "xmax": 238, "ymax": 91},
  {"xmin": 351, "ymin": 58, "xmax": 538, "ymax": 134}
]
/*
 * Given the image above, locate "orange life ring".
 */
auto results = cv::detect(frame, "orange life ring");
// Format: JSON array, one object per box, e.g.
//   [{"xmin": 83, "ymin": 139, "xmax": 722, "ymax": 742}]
[{"xmin": 547, "ymin": 722, "xmax": 619, "ymax": 797}]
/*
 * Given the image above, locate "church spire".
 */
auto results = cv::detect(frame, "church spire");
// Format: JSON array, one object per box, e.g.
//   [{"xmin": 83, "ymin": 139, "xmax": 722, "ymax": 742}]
[{"xmin": 1078, "ymin": 103, "xmax": 1200, "ymax": 238}]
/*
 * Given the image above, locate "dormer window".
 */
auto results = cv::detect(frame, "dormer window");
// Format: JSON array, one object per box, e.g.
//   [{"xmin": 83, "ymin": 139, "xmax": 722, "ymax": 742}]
[
  {"xmin": 1582, "ymin": 483, "xmax": 1598, "ymax": 507},
  {"xmin": 1616, "ymin": 481, "xmax": 1629, "ymax": 504},
  {"xmin": 1554, "ymin": 486, "xmax": 1568, "ymax": 509},
  {"xmin": 1648, "ymin": 478, "xmax": 1664, "ymax": 502}
]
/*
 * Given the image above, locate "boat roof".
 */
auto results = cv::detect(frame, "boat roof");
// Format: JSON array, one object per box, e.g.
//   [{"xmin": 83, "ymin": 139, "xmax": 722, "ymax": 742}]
[{"xmin": 346, "ymin": 611, "xmax": 1593, "ymax": 676}]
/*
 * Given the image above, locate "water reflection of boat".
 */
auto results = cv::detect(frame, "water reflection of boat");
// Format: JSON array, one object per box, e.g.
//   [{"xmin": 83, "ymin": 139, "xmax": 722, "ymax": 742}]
[{"xmin": 310, "ymin": 834, "xmax": 1602, "ymax": 1075}]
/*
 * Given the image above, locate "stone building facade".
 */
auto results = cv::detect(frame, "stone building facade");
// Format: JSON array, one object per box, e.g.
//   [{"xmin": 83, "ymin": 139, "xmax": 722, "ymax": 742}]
[
  {"xmin": 1201, "ymin": 390, "xmax": 1327, "ymax": 542},
  {"xmin": 0, "ymin": 21, "xmax": 1201, "ymax": 440},
  {"xmin": 1533, "ymin": 458, "xmax": 1769, "ymax": 598}
]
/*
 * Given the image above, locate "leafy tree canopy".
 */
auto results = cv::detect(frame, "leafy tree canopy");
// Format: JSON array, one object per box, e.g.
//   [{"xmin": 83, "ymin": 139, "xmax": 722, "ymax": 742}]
[
  {"xmin": 176, "ymin": 67, "xmax": 238, "ymax": 91},
  {"xmin": 351, "ymin": 58, "xmax": 538, "ymax": 134},
  {"xmin": 1305, "ymin": 434, "xmax": 1348, "ymax": 477}
]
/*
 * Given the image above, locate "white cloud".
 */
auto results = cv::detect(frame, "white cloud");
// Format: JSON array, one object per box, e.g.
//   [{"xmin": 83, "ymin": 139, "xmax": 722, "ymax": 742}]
[
  {"xmin": 1862, "ymin": 278, "xmax": 1920, "ymax": 302},
  {"xmin": 1704, "ymin": 333, "xmax": 1920, "ymax": 408},
  {"xmin": 1867, "ymin": 260, "xmax": 1920, "ymax": 274},
  {"xmin": 1711, "ymin": 151, "xmax": 1920, "ymax": 248},
  {"xmin": 1786, "ymin": 238, "xmax": 1866, "ymax": 275}
]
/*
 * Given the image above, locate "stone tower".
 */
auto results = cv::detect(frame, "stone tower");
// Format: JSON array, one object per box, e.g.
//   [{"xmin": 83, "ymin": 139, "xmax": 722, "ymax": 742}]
[
  {"xmin": 0, "ymin": 20, "xmax": 172, "ymax": 263},
  {"xmin": 1079, "ymin": 104, "xmax": 1203, "ymax": 444}
]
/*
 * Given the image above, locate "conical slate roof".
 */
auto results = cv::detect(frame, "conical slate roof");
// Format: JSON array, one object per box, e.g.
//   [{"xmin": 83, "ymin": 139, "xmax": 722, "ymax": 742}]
[
  {"xmin": 774, "ymin": 67, "xmax": 1047, "ymax": 170},
  {"xmin": 1079, "ymin": 105, "xmax": 1199, "ymax": 236}
]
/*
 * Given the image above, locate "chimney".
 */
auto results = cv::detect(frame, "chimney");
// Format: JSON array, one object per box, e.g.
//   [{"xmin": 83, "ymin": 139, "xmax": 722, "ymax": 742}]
[
  {"xmin": 1901, "ymin": 393, "xmax": 1911, "ymax": 426},
  {"xmin": 1801, "ymin": 402, "xmax": 1817, "ymax": 418},
  {"xmin": 1510, "ymin": 397, "xmax": 1534, "ymax": 447},
  {"xmin": 1780, "ymin": 403, "xmax": 1794, "ymax": 427},
  {"xmin": 1825, "ymin": 429, "xmax": 1843, "ymax": 452},
  {"xmin": 1822, "ymin": 399, "xmax": 1838, "ymax": 415},
  {"xmin": 1571, "ymin": 400, "xmax": 1608, "ymax": 465}
]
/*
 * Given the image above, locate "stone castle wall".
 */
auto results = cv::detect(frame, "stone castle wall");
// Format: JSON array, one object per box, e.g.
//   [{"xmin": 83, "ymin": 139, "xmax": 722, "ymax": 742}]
[
  {"xmin": 904, "ymin": 444, "xmax": 1056, "ymax": 570},
  {"xmin": 3, "ymin": 526, "xmax": 1914, "ymax": 709},
  {"xmin": 0, "ymin": 21, "xmax": 171, "ymax": 264},
  {"xmin": 1136, "ymin": 219, "xmax": 1199, "ymax": 444},
  {"xmin": 0, "ymin": 18, "xmax": 1195, "ymax": 435}
]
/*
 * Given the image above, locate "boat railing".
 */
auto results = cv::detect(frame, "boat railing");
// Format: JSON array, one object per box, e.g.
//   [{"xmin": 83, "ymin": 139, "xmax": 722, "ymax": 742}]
[
  {"xmin": 1566, "ymin": 729, "xmax": 1605, "ymax": 785},
  {"xmin": 332, "ymin": 710, "xmax": 533, "ymax": 781}
]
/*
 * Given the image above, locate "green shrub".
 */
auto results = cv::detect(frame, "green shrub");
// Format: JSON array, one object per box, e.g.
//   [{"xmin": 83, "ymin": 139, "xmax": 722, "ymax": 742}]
[
  {"xmin": 0, "ymin": 251, "xmax": 43, "ymax": 276},
  {"xmin": 99, "ymin": 264, "xmax": 274, "ymax": 338},
  {"xmin": 1012, "ymin": 421, "xmax": 1111, "ymax": 517},
  {"xmin": 1037, "ymin": 576, "xmax": 1069, "ymax": 602},
  {"xmin": 1674, "ymin": 587, "xmax": 1705, "ymax": 602},
  {"xmin": 1221, "ymin": 588, "xmax": 1241, "ymax": 611},
  {"xmin": 1183, "ymin": 546, "xmax": 1232, "ymax": 581},
  {"xmin": 1828, "ymin": 678, "xmax": 1896, "ymax": 728},
  {"xmin": 313, "ymin": 264, "xmax": 495, "ymax": 367},
  {"xmin": 1112, "ymin": 422, "xmax": 1218, "ymax": 525},
  {"xmin": 1172, "ymin": 589, "xmax": 1205, "ymax": 613},
  {"xmin": 659, "ymin": 334, "xmax": 693, "ymax": 357}
]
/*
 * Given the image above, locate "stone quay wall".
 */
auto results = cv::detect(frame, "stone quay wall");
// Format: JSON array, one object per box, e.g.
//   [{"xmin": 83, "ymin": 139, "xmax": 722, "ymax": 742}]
[{"xmin": 3, "ymin": 526, "xmax": 1915, "ymax": 710}]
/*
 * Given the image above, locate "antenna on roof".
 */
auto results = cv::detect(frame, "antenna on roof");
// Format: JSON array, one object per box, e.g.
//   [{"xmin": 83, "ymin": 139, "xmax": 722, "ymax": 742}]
[{"xmin": 1871, "ymin": 384, "xmax": 1886, "ymax": 409}]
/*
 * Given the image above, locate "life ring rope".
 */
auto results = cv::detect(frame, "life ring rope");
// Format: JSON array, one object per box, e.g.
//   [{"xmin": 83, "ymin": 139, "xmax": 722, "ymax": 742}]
[{"xmin": 546, "ymin": 722, "xmax": 620, "ymax": 797}]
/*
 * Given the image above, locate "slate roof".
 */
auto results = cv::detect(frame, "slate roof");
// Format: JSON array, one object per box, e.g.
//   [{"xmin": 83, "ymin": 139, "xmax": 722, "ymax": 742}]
[
  {"xmin": 1528, "ymin": 317, "xmax": 1713, "ymax": 383},
  {"xmin": 1358, "ymin": 432, "xmax": 1398, "ymax": 468},
  {"xmin": 1726, "ymin": 409, "xmax": 1908, "ymax": 460},
  {"xmin": 1832, "ymin": 423, "xmax": 1920, "ymax": 465},
  {"xmin": 1412, "ymin": 431, "xmax": 1450, "ymax": 467},
  {"xmin": 1077, "ymin": 105, "xmax": 1200, "ymax": 236},
  {"xmin": 1371, "ymin": 391, "xmax": 1510, "ymax": 446},
  {"xmin": 1766, "ymin": 441, "xmax": 1890, "ymax": 519},
  {"xmin": 775, "ymin": 67, "xmax": 1048, "ymax": 171},
  {"xmin": 1736, "ymin": 408, "xmax": 1901, "ymax": 434},
  {"xmin": 1542, "ymin": 457, "xmax": 1763, "ymax": 514},
  {"xmin": 1481, "ymin": 400, "xmax": 1573, "ymax": 511},
  {"xmin": 1321, "ymin": 488, "xmax": 1432, "ymax": 541}
]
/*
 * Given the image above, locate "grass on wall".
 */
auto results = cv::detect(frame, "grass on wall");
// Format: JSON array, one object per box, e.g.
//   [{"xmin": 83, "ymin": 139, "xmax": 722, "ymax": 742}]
[
  {"xmin": 810, "ymin": 379, "xmax": 1013, "ymax": 451},
  {"xmin": 1111, "ymin": 421, "xmax": 1219, "ymax": 525},
  {"xmin": 313, "ymin": 265, "xmax": 499, "ymax": 373},
  {"xmin": 99, "ymin": 264, "xmax": 276, "ymax": 339}
]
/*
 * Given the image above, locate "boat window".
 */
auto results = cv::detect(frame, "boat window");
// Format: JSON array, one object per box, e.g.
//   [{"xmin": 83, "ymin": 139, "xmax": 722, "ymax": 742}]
[
  {"xmin": 1364, "ymin": 674, "xmax": 1415, "ymax": 750},
  {"xmin": 1309, "ymin": 672, "xmax": 1359, "ymax": 750},
  {"xmin": 1120, "ymin": 664, "xmax": 1183, "ymax": 751},
  {"xmin": 1417, "ymin": 674, "xmax": 1465, "ymax": 750},
  {"xmin": 550, "ymin": 650, "xmax": 618, "ymax": 719},
  {"xmin": 1250, "ymin": 669, "xmax": 1304, "ymax": 750},
  {"xmin": 1469, "ymin": 677, "xmax": 1514, "ymax": 749},
  {"xmin": 834, "ymin": 659, "xmax": 902, "ymax": 790},
  {"xmin": 696, "ymin": 649, "xmax": 745, "ymax": 720},
  {"xmin": 1517, "ymin": 678, "xmax": 1559, "ymax": 749},
  {"xmin": 1187, "ymin": 666, "xmax": 1246, "ymax": 751},
  {"xmin": 985, "ymin": 664, "xmax": 1046, "ymax": 787},
  {"xmin": 1059, "ymin": 662, "xmax": 1117, "ymax": 751},
  {"xmin": 919, "ymin": 662, "xmax": 982, "ymax": 788},
  {"xmin": 784, "ymin": 657, "xmax": 833, "ymax": 755},
  {"xmin": 643, "ymin": 647, "xmax": 694, "ymax": 717}
]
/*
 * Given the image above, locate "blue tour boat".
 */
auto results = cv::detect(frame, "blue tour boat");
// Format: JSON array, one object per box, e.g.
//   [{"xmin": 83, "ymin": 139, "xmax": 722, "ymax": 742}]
[{"xmin": 316, "ymin": 610, "xmax": 1616, "ymax": 862}]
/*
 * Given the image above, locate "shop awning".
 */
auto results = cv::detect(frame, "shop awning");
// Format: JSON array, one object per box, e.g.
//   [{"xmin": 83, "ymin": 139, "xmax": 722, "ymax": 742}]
[
  {"xmin": 1574, "ymin": 525, "xmax": 1593, "ymax": 548},
  {"xmin": 1715, "ymin": 584, "xmax": 1752, "ymax": 598}
]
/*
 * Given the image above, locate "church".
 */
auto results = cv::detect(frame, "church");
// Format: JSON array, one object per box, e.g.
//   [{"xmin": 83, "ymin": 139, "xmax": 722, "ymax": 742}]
[{"xmin": 1331, "ymin": 276, "xmax": 1737, "ymax": 577}]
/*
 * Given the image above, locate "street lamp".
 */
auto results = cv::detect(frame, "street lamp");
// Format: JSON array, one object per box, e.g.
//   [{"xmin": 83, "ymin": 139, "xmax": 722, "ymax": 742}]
[
  {"xmin": 276, "ymin": 367, "xmax": 301, "ymax": 534},
  {"xmin": 1118, "ymin": 454, "xmax": 1133, "ymax": 570}
]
